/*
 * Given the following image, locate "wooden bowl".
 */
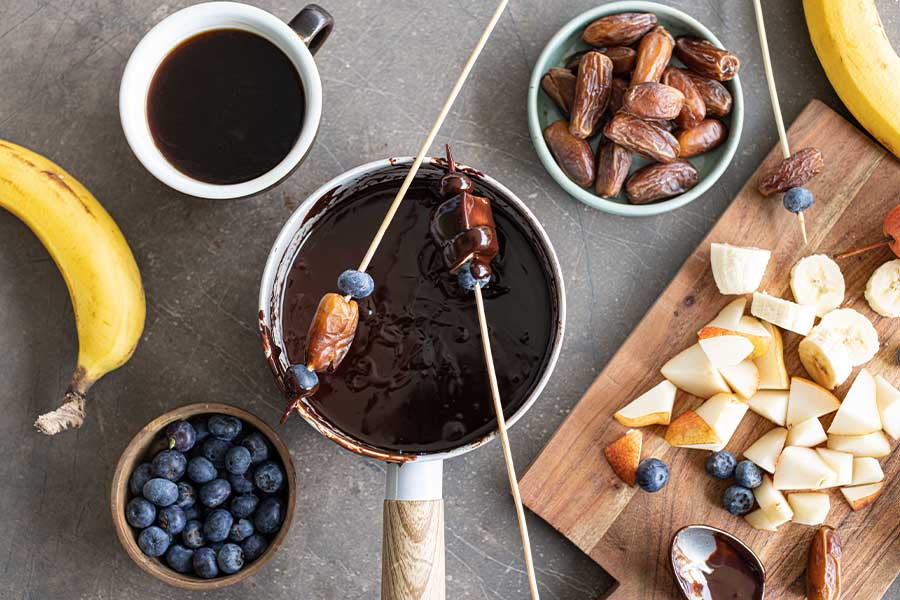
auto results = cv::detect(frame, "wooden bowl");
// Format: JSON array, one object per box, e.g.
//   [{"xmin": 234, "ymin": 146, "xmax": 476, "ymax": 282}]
[{"xmin": 110, "ymin": 403, "xmax": 296, "ymax": 589}]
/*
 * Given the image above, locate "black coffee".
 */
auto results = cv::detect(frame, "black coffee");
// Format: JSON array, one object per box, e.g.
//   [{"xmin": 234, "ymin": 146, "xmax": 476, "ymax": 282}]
[{"xmin": 147, "ymin": 29, "xmax": 305, "ymax": 185}]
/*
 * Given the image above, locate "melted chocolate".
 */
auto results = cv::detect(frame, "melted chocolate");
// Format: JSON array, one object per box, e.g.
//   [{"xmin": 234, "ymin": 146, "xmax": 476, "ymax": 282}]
[
  {"xmin": 673, "ymin": 531, "xmax": 764, "ymax": 600},
  {"xmin": 281, "ymin": 175, "xmax": 555, "ymax": 454}
]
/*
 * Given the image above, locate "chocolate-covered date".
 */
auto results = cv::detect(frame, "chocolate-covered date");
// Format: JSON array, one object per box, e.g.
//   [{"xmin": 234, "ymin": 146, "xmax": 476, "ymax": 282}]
[
  {"xmin": 306, "ymin": 292, "xmax": 359, "ymax": 372},
  {"xmin": 623, "ymin": 82, "xmax": 684, "ymax": 121},
  {"xmin": 676, "ymin": 119, "xmax": 727, "ymax": 157},
  {"xmin": 807, "ymin": 526, "xmax": 841, "ymax": 600},
  {"xmin": 685, "ymin": 72, "xmax": 733, "ymax": 117},
  {"xmin": 541, "ymin": 68, "xmax": 577, "ymax": 116},
  {"xmin": 757, "ymin": 147, "xmax": 825, "ymax": 196},
  {"xmin": 595, "ymin": 139, "xmax": 632, "ymax": 197},
  {"xmin": 570, "ymin": 51, "xmax": 613, "ymax": 139},
  {"xmin": 675, "ymin": 37, "xmax": 741, "ymax": 81},
  {"xmin": 583, "ymin": 12, "xmax": 658, "ymax": 47},
  {"xmin": 544, "ymin": 120, "xmax": 595, "ymax": 187},
  {"xmin": 604, "ymin": 112, "xmax": 680, "ymax": 163},
  {"xmin": 607, "ymin": 78, "xmax": 629, "ymax": 115},
  {"xmin": 632, "ymin": 26, "xmax": 674, "ymax": 84},
  {"xmin": 625, "ymin": 159, "xmax": 698, "ymax": 204},
  {"xmin": 662, "ymin": 66, "xmax": 706, "ymax": 130}
]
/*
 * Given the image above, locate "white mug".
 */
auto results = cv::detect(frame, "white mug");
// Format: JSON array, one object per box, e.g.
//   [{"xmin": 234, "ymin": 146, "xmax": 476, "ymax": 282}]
[{"xmin": 119, "ymin": 2, "xmax": 332, "ymax": 199}]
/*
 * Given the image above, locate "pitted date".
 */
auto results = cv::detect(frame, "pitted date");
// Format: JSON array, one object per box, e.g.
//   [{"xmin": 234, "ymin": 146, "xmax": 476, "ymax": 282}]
[
  {"xmin": 661, "ymin": 67, "xmax": 706, "ymax": 129},
  {"xmin": 675, "ymin": 37, "xmax": 740, "ymax": 81},
  {"xmin": 685, "ymin": 72, "xmax": 732, "ymax": 117},
  {"xmin": 632, "ymin": 26, "xmax": 674, "ymax": 84},
  {"xmin": 623, "ymin": 82, "xmax": 684, "ymax": 121},
  {"xmin": 677, "ymin": 119, "xmax": 727, "ymax": 157},
  {"xmin": 544, "ymin": 120, "xmax": 595, "ymax": 187},
  {"xmin": 541, "ymin": 68, "xmax": 577, "ymax": 116},
  {"xmin": 807, "ymin": 526, "xmax": 841, "ymax": 600},
  {"xmin": 602, "ymin": 46, "xmax": 636, "ymax": 75},
  {"xmin": 604, "ymin": 112, "xmax": 680, "ymax": 163},
  {"xmin": 569, "ymin": 51, "xmax": 613, "ymax": 138},
  {"xmin": 757, "ymin": 147, "xmax": 825, "ymax": 196},
  {"xmin": 625, "ymin": 159, "xmax": 698, "ymax": 203},
  {"xmin": 607, "ymin": 78, "xmax": 629, "ymax": 115},
  {"xmin": 583, "ymin": 12, "xmax": 658, "ymax": 47},
  {"xmin": 595, "ymin": 139, "xmax": 632, "ymax": 197},
  {"xmin": 306, "ymin": 292, "xmax": 359, "ymax": 372}
]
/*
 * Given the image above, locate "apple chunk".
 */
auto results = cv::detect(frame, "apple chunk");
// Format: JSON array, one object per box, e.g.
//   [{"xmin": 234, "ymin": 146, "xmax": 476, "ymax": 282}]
[
  {"xmin": 661, "ymin": 344, "xmax": 731, "ymax": 399},
  {"xmin": 614, "ymin": 380, "xmax": 676, "ymax": 427},
  {"xmin": 747, "ymin": 390, "xmax": 788, "ymax": 426},
  {"xmin": 742, "ymin": 427, "xmax": 787, "ymax": 474},
  {"xmin": 875, "ymin": 374, "xmax": 900, "ymax": 439},
  {"xmin": 719, "ymin": 360, "xmax": 760, "ymax": 400},
  {"xmin": 745, "ymin": 508, "xmax": 788, "ymax": 531},
  {"xmin": 787, "ymin": 377, "xmax": 840, "ymax": 426},
  {"xmin": 840, "ymin": 482, "xmax": 884, "ymax": 511},
  {"xmin": 826, "ymin": 431, "xmax": 891, "ymax": 457},
  {"xmin": 664, "ymin": 410, "xmax": 722, "ymax": 449},
  {"xmin": 773, "ymin": 447, "xmax": 835, "ymax": 490},
  {"xmin": 851, "ymin": 457, "xmax": 884, "ymax": 486},
  {"xmin": 828, "ymin": 369, "xmax": 882, "ymax": 435},
  {"xmin": 815, "ymin": 448, "xmax": 853, "ymax": 488},
  {"xmin": 786, "ymin": 417, "xmax": 828, "ymax": 448},
  {"xmin": 754, "ymin": 321, "xmax": 789, "ymax": 390},
  {"xmin": 604, "ymin": 429, "xmax": 641, "ymax": 486},
  {"xmin": 754, "ymin": 474, "xmax": 793, "ymax": 522},
  {"xmin": 698, "ymin": 333, "xmax": 755, "ymax": 368},
  {"xmin": 694, "ymin": 393, "xmax": 749, "ymax": 451},
  {"xmin": 788, "ymin": 493, "xmax": 830, "ymax": 525}
]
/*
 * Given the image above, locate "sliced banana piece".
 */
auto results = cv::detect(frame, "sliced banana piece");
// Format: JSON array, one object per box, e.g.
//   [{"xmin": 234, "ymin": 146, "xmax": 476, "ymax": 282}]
[
  {"xmin": 866, "ymin": 259, "xmax": 900, "ymax": 318},
  {"xmin": 751, "ymin": 292, "xmax": 816, "ymax": 335},
  {"xmin": 790, "ymin": 254, "xmax": 845, "ymax": 317},
  {"xmin": 816, "ymin": 308, "xmax": 879, "ymax": 366},
  {"xmin": 710, "ymin": 243, "xmax": 771, "ymax": 295},
  {"xmin": 798, "ymin": 331, "xmax": 853, "ymax": 389}
]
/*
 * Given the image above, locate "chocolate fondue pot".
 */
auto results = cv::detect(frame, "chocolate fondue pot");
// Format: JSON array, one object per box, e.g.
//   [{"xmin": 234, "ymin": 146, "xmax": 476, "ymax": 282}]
[{"xmin": 259, "ymin": 157, "xmax": 565, "ymax": 599}]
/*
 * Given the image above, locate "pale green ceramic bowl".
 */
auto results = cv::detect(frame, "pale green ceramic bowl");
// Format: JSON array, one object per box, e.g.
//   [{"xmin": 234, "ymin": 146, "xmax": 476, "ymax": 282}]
[{"xmin": 528, "ymin": 1, "xmax": 744, "ymax": 217}]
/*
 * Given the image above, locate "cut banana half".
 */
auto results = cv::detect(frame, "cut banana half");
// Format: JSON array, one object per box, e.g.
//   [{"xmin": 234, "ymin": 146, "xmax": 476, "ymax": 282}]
[
  {"xmin": 798, "ymin": 330, "xmax": 853, "ymax": 389},
  {"xmin": 866, "ymin": 259, "xmax": 900, "ymax": 318},
  {"xmin": 790, "ymin": 254, "xmax": 845, "ymax": 317},
  {"xmin": 710, "ymin": 243, "xmax": 771, "ymax": 295},
  {"xmin": 816, "ymin": 308, "xmax": 879, "ymax": 366},
  {"xmin": 751, "ymin": 292, "xmax": 816, "ymax": 335}
]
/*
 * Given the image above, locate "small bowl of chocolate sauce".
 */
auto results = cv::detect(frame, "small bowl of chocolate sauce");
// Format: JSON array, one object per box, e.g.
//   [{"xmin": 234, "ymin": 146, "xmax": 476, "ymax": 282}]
[{"xmin": 670, "ymin": 525, "xmax": 766, "ymax": 600}]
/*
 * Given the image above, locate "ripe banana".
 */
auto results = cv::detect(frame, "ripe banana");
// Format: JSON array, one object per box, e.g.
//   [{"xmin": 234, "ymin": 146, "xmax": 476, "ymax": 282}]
[
  {"xmin": 790, "ymin": 254, "xmax": 845, "ymax": 317},
  {"xmin": 709, "ymin": 243, "xmax": 771, "ymax": 295},
  {"xmin": 751, "ymin": 292, "xmax": 816, "ymax": 336},
  {"xmin": 799, "ymin": 330, "xmax": 852, "ymax": 390},
  {"xmin": 866, "ymin": 259, "xmax": 900, "ymax": 317},
  {"xmin": 817, "ymin": 308, "xmax": 879, "ymax": 366},
  {"xmin": 0, "ymin": 140, "xmax": 145, "ymax": 435},
  {"xmin": 804, "ymin": 0, "xmax": 900, "ymax": 158}
]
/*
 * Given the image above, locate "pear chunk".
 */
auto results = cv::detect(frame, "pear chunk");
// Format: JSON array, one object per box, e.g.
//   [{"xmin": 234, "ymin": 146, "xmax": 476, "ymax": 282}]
[
  {"xmin": 815, "ymin": 448, "xmax": 853, "ymax": 488},
  {"xmin": 826, "ymin": 431, "xmax": 891, "ymax": 457},
  {"xmin": 851, "ymin": 457, "xmax": 884, "ymax": 486},
  {"xmin": 719, "ymin": 360, "xmax": 760, "ymax": 400},
  {"xmin": 786, "ymin": 417, "xmax": 828, "ymax": 447},
  {"xmin": 754, "ymin": 321, "xmax": 789, "ymax": 390},
  {"xmin": 874, "ymin": 374, "xmax": 900, "ymax": 439},
  {"xmin": 828, "ymin": 369, "xmax": 882, "ymax": 435},
  {"xmin": 787, "ymin": 493, "xmax": 830, "ymax": 525},
  {"xmin": 787, "ymin": 377, "xmax": 840, "ymax": 426},
  {"xmin": 705, "ymin": 297, "xmax": 747, "ymax": 330},
  {"xmin": 604, "ymin": 429, "xmax": 641, "ymax": 486},
  {"xmin": 773, "ymin": 446, "xmax": 835, "ymax": 490},
  {"xmin": 694, "ymin": 393, "xmax": 749, "ymax": 451},
  {"xmin": 614, "ymin": 380, "xmax": 676, "ymax": 427},
  {"xmin": 745, "ymin": 508, "xmax": 788, "ymax": 531},
  {"xmin": 840, "ymin": 482, "xmax": 884, "ymax": 511},
  {"xmin": 747, "ymin": 390, "xmax": 788, "ymax": 426},
  {"xmin": 742, "ymin": 427, "xmax": 787, "ymax": 474},
  {"xmin": 754, "ymin": 474, "xmax": 793, "ymax": 522},
  {"xmin": 664, "ymin": 410, "xmax": 722, "ymax": 449},
  {"xmin": 661, "ymin": 344, "xmax": 731, "ymax": 399},
  {"xmin": 698, "ymin": 333, "xmax": 755, "ymax": 368}
]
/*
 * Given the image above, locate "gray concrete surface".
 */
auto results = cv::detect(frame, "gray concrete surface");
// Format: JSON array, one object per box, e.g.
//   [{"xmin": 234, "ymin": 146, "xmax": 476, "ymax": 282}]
[{"xmin": 1, "ymin": 0, "xmax": 898, "ymax": 598}]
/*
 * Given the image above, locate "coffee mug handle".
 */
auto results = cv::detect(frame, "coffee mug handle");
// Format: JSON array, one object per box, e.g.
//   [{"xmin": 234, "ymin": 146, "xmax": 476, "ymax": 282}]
[{"xmin": 288, "ymin": 4, "xmax": 334, "ymax": 55}]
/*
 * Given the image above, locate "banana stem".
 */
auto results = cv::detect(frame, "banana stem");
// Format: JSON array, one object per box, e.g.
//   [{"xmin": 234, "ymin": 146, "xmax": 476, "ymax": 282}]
[
  {"xmin": 834, "ymin": 238, "xmax": 891, "ymax": 260},
  {"xmin": 34, "ymin": 368, "xmax": 91, "ymax": 435}
]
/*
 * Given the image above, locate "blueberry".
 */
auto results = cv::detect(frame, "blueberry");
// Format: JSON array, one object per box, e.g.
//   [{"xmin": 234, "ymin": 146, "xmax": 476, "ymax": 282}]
[
  {"xmin": 228, "ymin": 472, "xmax": 255, "ymax": 494},
  {"xmin": 176, "ymin": 482, "xmax": 196, "ymax": 509},
  {"xmin": 204, "ymin": 508, "xmax": 234, "ymax": 543},
  {"xmin": 187, "ymin": 456, "xmax": 218, "ymax": 484},
  {"xmin": 182, "ymin": 520, "xmax": 205, "ymax": 549},
  {"xmin": 165, "ymin": 544, "xmax": 194, "ymax": 573},
  {"xmin": 208, "ymin": 415, "xmax": 242, "ymax": 441},
  {"xmin": 165, "ymin": 420, "xmax": 196, "ymax": 452},
  {"xmin": 241, "ymin": 432, "xmax": 270, "ymax": 465},
  {"xmin": 183, "ymin": 505, "xmax": 201, "ymax": 521},
  {"xmin": 217, "ymin": 543, "xmax": 244, "ymax": 574},
  {"xmin": 288, "ymin": 364, "xmax": 319, "ymax": 392},
  {"xmin": 230, "ymin": 494, "xmax": 259, "ymax": 519},
  {"xmin": 229, "ymin": 518, "xmax": 254, "ymax": 542},
  {"xmin": 138, "ymin": 526, "xmax": 170, "ymax": 557},
  {"xmin": 142, "ymin": 478, "xmax": 179, "ymax": 507},
  {"xmin": 209, "ymin": 541, "xmax": 225, "ymax": 553},
  {"xmin": 635, "ymin": 458, "xmax": 669, "ymax": 493},
  {"xmin": 254, "ymin": 461, "xmax": 284, "ymax": 494},
  {"xmin": 225, "ymin": 446, "xmax": 252, "ymax": 475},
  {"xmin": 254, "ymin": 497, "xmax": 284, "ymax": 534},
  {"xmin": 158, "ymin": 505, "xmax": 187, "ymax": 536},
  {"xmin": 735, "ymin": 460, "xmax": 763, "ymax": 489},
  {"xmin": 151, "ymin": 449, "xmax": 187, "ymax": 481},
  {"xmin": 723, "ymin": 485, "xmax": 755, "ymax": 516},
  {"xmin": 337, "ymin": 269, "xmax": 375, "ymax": 299},
  {"xmin": 457, "ymin": 262, "xmax": 490, "ymax": 291},
  {"xmin": 125, "ymin": 497, "xmax": 156, "ymax": 529},
  {"xmin": 193, "ymin": 547, "xmax": 219, "ymax": 579},
  {"xmin": 783, "ymin": 187, "xmax": 814, "ymax": 213},
  {"xmin": 201, "ymin": 438, "xmax": 230, "ymax": 468},
  {"xmin": 199, "ymin": 478, "xmax": 231, "ymax": 508},
  {"xmin": 191, "ymin": 417, "xmax": 211, "ymax": 443},
  {"xmin": 129, "ymin": 463, "xmax": 153, "ymax": 497},
  {"xmin": 241, "ymin": 534, "xmax": 269, "ymax": 562},
  {"xmin": 706, "ymin": 451, "xmax": 737, "ymax": 479}
]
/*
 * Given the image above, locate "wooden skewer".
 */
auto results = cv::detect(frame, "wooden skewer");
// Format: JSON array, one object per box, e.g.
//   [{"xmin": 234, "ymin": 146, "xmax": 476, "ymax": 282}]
[
  {"xmin": 752, "ymin": 0, "xmax": 808, "ymax": 244},
  {"xmin": 473, "ymin": 283, "xmax": 541, "ymax": 600}
]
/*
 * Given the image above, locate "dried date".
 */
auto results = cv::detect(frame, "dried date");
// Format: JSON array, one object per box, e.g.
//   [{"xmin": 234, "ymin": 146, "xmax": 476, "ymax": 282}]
[
  {"xmin": 595, "ymin": 138, "xmax": 632, "ymax": 197},
  {"xmin": 625, "ymin": 159, "xmax": 698, "ymax": 203},
  {"xmin": 602, "ymin": 46, "xmax": 636, "ymax": 75},
  {"xmin": 544, "ymin": 120, "xmax": 595, "ymax": 187},
  {"xmin": 607, "ymin": 78, "xmax": 629, "ymax": 115},
  {"xmin": 632, "ymin": 26, "xmax": 674, "ymax": 84},
  {"xmin": 569, "ymin": 51, "xmax": 613, "ymax": 139},
  {"xmin": 807, "ymin": 526, "xmax": 841, "ymax": 600},
  {"xmin": 583, "ymin": 12, "xmax": 658, "ymax": 47},
  {"xmin": 541, "ymin": 68, "xmax": 577, "ymax": 116},
  {"xmin": 623, "ymin": 82, "xmax": 684, "ymax": 121},
  {"xmin": 603, "ymin": 112, "xmax": 680, "ymax": 163},
  {"xmin": 685, "ymin": 72, "xmax": 733, "ymax": 117},
  {"xmin": 306, "ymin": 292, "xmax": 359, "ymax": 372},
  {"xmin": 676, "ymin": 119, "xmax": 727, "ymax": 157},
  {"xmin": 662, "ymin": 67, "xmax": 706, "ymax": 129},
  {"xmin": 757, "ymin": 147, "xmax": 825, "ymax": 196},
  {"xmin": 675, "ymin": 37, "xmax": 740, "ymax": 81}
]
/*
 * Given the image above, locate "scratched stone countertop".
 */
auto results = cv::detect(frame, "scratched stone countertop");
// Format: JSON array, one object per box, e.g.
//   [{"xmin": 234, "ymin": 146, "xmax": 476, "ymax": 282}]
[{"xmin": 1, "ymin": 1, "xmax": 899, "ymax": 598}]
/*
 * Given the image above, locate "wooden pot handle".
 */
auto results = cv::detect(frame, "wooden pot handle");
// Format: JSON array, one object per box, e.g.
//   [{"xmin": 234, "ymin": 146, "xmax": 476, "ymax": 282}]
[{"xmin": 382, "ymin": 499, "xmax": 446, "ymax": 600}]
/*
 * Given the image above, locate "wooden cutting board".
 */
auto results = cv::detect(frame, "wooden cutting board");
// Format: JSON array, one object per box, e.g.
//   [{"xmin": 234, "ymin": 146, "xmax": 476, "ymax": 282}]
[{"xmin": 520, "ymin": 100, "xmax": 900, "ymax": 599}]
